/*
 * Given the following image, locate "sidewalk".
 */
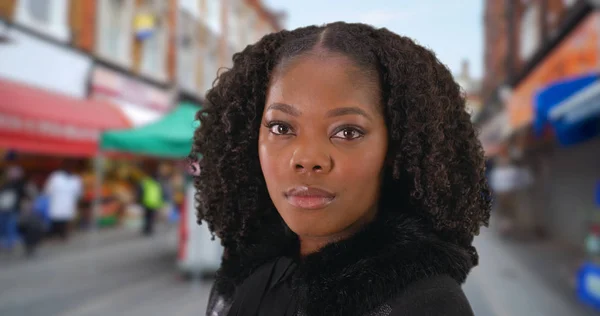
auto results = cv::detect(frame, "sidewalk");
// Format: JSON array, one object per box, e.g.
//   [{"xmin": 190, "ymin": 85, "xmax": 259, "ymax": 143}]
[
  {"xmin": 468, "ymin": 224, "xmax": 598, "ymax": 315},
  {"xmin": 0, "ymin": 222, "xmax": 178, "ymax": 268}
]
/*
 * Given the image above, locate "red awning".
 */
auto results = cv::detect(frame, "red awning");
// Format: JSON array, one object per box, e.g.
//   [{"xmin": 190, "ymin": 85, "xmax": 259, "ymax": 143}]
[{"xmin": 0, "ymin": 78, "xmax": 131, "ymax": 157}]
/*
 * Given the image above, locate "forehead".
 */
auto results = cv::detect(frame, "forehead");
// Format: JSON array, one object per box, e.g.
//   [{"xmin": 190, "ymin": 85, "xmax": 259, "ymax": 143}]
[{"xmin": 267, "ymin": 54, "xmax": 381, "ymax": 112}]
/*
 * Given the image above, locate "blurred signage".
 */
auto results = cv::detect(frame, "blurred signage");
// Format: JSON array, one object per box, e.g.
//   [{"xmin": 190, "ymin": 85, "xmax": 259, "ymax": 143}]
[
  {"xmin": 134, "ymin": 13, "xmax": 156, "ymax": 40},
  {"xmin": 0, "ymin": 113, "xmax": 99, "ymax": 141},
  {"xmin": 90, "ymin": 66, "xmax": 172, "ymax": 112},
  {"xmin": 507, "ymin": 12, "xmax": 600, "ymax": 129}
]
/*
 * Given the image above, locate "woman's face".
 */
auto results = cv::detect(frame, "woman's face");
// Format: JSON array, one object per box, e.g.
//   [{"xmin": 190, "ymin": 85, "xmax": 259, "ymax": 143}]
[{"xmin": 259, "ymin": 53, "xmax": 388, "ymax": 240}]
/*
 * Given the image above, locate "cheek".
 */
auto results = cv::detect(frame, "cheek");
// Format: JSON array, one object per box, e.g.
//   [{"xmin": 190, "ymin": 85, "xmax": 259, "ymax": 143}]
[
  {"xmin": 343, "ymin": 149, "xmax": 386, "ymax": 183},
  {"xmin": 258, "ymin": 133, "xmax": 285, "ymax": 185},
  {"xmin": 335, "ymin": 140, "xmax": 388, "ymax": 199}
]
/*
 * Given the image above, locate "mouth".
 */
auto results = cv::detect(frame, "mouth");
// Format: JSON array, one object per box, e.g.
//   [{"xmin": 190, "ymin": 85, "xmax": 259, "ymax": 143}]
[{"xmin": 284, "ymin": 186, "xmax": 336, "ymax": 210}]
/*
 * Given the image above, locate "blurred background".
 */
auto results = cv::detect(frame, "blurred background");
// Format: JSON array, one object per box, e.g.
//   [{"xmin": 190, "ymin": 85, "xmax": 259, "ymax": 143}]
[{"xmin": 0, "ymin": 0, "xmax": 599, "ymax": 315}]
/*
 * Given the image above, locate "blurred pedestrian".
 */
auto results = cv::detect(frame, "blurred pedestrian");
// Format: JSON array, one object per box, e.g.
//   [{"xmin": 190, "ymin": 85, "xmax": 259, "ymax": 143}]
[
  {"xmin": 0, "ymin": 166, "xmax": 26, "ymax": 251},
  {"xmin": 15, "ymin": 174, "xmax": 46, "ymax": 257},
  {"xmin": 136, "ymin": 168, "xmax": 163, "ymax": 236},
  {"xmin": 44, "ymin": 161, "xmax": 83, "ymax": 241},
  {"xmin": 489, "ymin": 156, "xmax": 519, "ymax": 235}
]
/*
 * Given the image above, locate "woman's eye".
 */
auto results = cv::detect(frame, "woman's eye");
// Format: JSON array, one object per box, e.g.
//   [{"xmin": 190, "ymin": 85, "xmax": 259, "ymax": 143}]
[
  {"xmin": 268, "ymin": 123, "xmax": 292, "ymax": 135},
  {"xmin": 333, "ymin": 128, "xmax": 364, "ymax": 140}
]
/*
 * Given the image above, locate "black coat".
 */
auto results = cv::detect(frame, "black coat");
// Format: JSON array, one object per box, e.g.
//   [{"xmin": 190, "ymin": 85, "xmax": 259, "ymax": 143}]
[{"xmin": 206, "ymin": 212, "xmax": 475, "ymax": 316}]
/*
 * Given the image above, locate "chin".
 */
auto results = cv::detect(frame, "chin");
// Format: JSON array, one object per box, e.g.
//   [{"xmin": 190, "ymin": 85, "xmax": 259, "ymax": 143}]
[{"xmin": 278, "ymin": 208, "xmax": 343, "ymax": 238}]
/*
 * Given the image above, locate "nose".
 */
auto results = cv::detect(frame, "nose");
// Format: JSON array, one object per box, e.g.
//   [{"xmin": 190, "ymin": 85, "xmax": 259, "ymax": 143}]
[{"xmin": 290, "ymin": 141, "xmax": 333, "ymax": 174}]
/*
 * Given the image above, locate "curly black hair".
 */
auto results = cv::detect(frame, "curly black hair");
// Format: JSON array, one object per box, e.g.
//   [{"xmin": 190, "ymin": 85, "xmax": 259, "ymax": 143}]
[{"xmin": 189, "ymin": 22, "xmax": 491, "ymax": 266}]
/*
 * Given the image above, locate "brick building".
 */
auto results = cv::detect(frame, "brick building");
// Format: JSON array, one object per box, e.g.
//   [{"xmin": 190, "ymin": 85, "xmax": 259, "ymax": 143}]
[{"xmin": 0, "ymin": 0, "xmax": 282, "ymax": 126}]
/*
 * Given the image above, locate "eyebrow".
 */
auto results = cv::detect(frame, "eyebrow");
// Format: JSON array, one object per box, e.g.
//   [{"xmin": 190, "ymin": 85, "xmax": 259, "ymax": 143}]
[
  {"xmin": 266, "ymin": 103, "xmax": 301, "ymax": 116},
  {"xmin": 326, "ymin": 107, "xmax": 372, "ymax": 120},
  {"xmin": 266, "ymin": 103, "xmax": 372, "ymax": 120}
]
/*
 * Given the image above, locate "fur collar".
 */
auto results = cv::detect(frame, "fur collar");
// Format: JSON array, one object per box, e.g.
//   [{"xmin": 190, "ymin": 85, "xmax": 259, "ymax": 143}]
[{"xmin": 214, "ymin": 212, "xmax": 474, "ymax": 316}]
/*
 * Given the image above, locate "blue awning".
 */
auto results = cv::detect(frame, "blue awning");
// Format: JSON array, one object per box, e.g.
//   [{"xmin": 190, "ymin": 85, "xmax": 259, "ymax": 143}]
[{"xmin": 534, "ymin": 73, "xmax": 600, "ymax": 146}]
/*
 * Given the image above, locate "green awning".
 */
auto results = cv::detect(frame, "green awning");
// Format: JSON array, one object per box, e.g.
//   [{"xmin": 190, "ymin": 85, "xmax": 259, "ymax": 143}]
[{"xmin": 100, "ymin": 102, "xmax": 200, "ymax": 158}]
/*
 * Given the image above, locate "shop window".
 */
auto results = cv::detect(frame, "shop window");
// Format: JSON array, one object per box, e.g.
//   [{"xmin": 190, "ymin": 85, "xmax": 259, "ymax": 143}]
[
  {"xmin": 177, "ymin": 11, "xmax": 199, "ymax": 94},
  {"xmin": 243, "ymin": 9, "xmax": 257, "ymax": 46},
  {"xmin": 202, "ymin": 33, "xmax": 219, "ymax": 93},
  {"xmin": 138, "ymin": 0, "xmax": 168, "ymax": 81},
  {"xmin": 27, "ymin": 0, "xmax": 50, "ymax": 23},
  {"xmin": 15, "ymin": 0, "xmax": 69, "ymax": 42},
  {"xmin": 520, "ymin": 3, "xmax": 541, "ymax": 61},
  {"xmin": 96, "ymin": 0, "xmax": 134, "ymax": 67},
  {"xmin": 228, "ymin": 0, "xmax": 243, "ymax": 51},
  {"xmin": 205, "ymin": 0, "xmax": 222, "ymax": 35}
]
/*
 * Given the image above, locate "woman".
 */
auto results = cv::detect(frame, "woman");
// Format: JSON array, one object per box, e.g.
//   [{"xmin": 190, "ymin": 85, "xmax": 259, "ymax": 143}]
[{"xmin": 190, "ymin": 22, "xmax": 491, "ymax": 316}]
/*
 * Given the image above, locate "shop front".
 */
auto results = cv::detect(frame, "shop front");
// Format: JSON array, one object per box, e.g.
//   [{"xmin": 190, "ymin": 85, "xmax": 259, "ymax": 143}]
[
  {"xmin": 98, "ymin": 102, "xmax": 197, "ymax": 229},
  {"xmin": 507, "ymin": 10, "xmax": 600, "ymax": 245},
  {"xmin": 0, "ymin": 78, "xmax": 130, "ymax": 157},
  {"xmin": 506, "ymin": 11, "xmax": 600, "ymax": 133},
  {"xmin": 502, "ymin": 11, "xmax": 600, "ymax": 308}
]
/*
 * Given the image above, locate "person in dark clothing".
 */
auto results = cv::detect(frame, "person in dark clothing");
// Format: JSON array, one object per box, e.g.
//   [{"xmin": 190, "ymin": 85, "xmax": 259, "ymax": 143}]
[
  {"xmin": 17, "ymin": 209, "xmax": 45, "ymax": 257},
  {"xmin": 0, "ymin": 166, "xmax": 28, "ymax": 251},
  {"xmin": 190, "ymin": 22, "xmax": 491, "ymax": 316}
]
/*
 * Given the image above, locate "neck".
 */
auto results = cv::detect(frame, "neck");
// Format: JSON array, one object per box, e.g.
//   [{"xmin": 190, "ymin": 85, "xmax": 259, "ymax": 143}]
[{"xmin": 299, "ymin": 206, "xmax": 378, "ymax": 257}]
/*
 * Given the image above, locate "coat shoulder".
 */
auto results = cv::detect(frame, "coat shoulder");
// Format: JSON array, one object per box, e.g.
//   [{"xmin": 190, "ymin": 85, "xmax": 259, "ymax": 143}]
[{"xmin": 387, "ymin": 274, "xmax": 474, "ymax": 316}]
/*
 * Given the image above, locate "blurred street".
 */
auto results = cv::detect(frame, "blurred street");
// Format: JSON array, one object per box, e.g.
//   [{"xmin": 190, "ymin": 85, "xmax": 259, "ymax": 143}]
[
  {"xmin": 0, "ymin": 225, "xmax": 213, "ymax": 316},
  {"xmin": 466, "ymin": 228, "xmax": 598, "ymax": 316},
  {"xmin": 0, "ymin": 223, "xmax": 597, "ymax": 316},
  {"xmin": 1, "ymin": 0, "xmax": 600, "ymax": 315}
]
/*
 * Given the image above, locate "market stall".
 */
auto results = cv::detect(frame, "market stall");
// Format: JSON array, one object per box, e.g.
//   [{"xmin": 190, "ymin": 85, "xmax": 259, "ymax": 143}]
[
  {"xmin": 100, "ymin": 102, "xmax": 199, "ymax": 157},
  {"xmin": 0, "ymin": 77, "xmax": 135, "ymax": 230},
  {"xmin": 99, "ymin": 102, "xmax": 220, "ymax": 275}
]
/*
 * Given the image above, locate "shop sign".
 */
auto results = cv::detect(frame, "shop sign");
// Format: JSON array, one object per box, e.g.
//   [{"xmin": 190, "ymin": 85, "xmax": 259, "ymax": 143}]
[
  {"xmin": 0, "ymin": 113, "xmax": 99, "ymax": 141},
  {"xmin": 507, "ymin": 12, "xmax": 600, "ymax": 129},
  {"xmin": 90, "ymin": 66, "xmax": 172, "ymax": 112},
  {"xmin": 134, "ymin": 13, "xmax": 157, "ymax": 40}
]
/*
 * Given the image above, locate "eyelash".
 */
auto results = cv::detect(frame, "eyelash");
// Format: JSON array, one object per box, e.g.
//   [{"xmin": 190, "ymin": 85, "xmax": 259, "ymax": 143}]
[
  {"xmin": 264, "ymin": 121, "xmax": 365, "ymax": 140},
  {"xmin": 332, "ymin": 125, "xmax": 365, "ymax": 140},
  {"xmin": 264, "ymin": 121, "xmax": 294, "ymax": 135}
]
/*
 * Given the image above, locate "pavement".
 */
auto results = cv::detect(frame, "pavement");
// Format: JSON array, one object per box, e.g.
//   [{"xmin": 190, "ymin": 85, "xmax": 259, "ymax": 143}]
[
  {"xmin": 0, "ymin": 224, "xmax": 213, "ymax": 316},
  {"xmin": 464, "ymin": 228, "xmax": 598, "ymax": 316},
  {"xmin": 0, "ymin": 223, "xmax": 598, "ymax": 316}
]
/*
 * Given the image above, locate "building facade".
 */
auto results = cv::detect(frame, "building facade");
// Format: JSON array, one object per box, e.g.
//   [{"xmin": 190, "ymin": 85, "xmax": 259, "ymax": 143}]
[
  {"xmin": 479, "ymin": 0, "xmax": 600, "ymax": 249},
  {"xmin": 0, "ymin": 0, "xmax": 282, "ymax": 160},
  {"xmin": 0, "ymin": 0, "xmax": 282, "ymax": 108}
]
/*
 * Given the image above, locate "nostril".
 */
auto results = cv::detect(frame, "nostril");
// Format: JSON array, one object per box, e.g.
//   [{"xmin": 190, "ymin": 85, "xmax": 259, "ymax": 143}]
[
  {"xmin": 295, "ymin": 164, "xmax": 304, "ymax": 170},
  {"xmin": 313, "ymin": 165, "xmax": 322, "ymax": 171}
]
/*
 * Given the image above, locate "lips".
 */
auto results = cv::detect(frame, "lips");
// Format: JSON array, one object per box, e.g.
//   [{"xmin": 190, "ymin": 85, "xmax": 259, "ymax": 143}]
[{"xmin": 284, "ymin": 186, "xmax": 335, "ymax": 210}]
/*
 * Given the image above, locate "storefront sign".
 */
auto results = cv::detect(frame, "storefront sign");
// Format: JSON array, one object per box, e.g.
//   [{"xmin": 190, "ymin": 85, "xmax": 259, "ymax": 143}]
[
  {"xmin": 90, "ymin": 66, "xmax": 173, "ymax": 112},
  {"xmin": 134, "ymin": 13, "xmax": 156, "ymax": 40},
  {"xmin": 507, "ymin": 12, "xmax": 600, "ymax": 129},
  {"xmin": 0, "ymin": 113, "xmax": 99, "ymax": 141}
]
